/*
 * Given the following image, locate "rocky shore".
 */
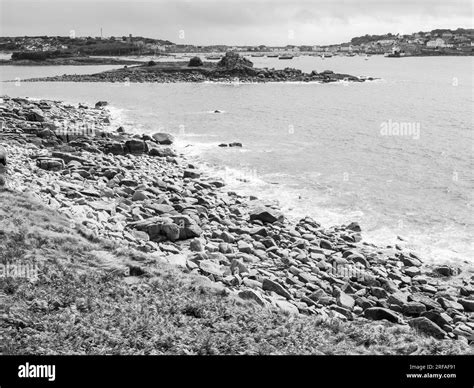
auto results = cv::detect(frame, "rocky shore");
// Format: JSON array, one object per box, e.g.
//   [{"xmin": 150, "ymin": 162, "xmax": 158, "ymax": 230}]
[
  {"xmin": 0, "ymin": 96, "xmax": 472, "ymax": 346},
  {"xmin": 17, "ymin": 52, "xmax": 376, "ymax": 84}
]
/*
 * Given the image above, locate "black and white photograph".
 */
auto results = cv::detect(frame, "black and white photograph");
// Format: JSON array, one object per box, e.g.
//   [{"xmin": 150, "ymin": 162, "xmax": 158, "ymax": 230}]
[{"xmin": 0, "ymin": 0, "xmax": 472, "ymax": 386}]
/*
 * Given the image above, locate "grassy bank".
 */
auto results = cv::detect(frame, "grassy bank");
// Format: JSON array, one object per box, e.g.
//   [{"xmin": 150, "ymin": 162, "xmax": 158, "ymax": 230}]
[{"xmin": 0, "ymin": 189, "xmax": 470, "ymax": 355}]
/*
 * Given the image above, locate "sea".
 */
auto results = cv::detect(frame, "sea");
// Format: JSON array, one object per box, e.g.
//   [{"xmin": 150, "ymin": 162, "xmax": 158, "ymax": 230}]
[{"xmin": 1, "ymin": 54, "xmax": 472, "ymax": 265}]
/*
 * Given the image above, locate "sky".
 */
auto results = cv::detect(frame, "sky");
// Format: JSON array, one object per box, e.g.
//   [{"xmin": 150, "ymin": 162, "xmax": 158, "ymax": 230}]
[{"xmin": 0, "ymin": 0, "xmax": 472, "ymax": 45}]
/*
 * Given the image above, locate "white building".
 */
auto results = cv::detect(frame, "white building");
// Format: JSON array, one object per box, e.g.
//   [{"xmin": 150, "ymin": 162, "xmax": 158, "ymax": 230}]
[{"xmin": 426, "ymin": 38, "xmax": 446, "ymax": 48}]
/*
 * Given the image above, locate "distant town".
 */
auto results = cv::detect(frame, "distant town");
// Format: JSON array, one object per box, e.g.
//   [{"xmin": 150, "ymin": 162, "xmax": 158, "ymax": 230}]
[{"xmin": 0, "ymin": 28, "xmax": 472, "ymax": 58}]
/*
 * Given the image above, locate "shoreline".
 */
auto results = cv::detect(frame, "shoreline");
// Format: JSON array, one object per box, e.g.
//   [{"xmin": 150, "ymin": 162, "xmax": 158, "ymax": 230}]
[{"xmin": 0, "ymin": 95, "xmax": 473, "ymax": 345}]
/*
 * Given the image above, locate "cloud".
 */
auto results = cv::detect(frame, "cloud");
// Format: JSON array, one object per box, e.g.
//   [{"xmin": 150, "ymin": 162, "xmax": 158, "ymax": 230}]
[{"xmin": 1, "ymin": 0, "xmax": 472, "ymax": 45}]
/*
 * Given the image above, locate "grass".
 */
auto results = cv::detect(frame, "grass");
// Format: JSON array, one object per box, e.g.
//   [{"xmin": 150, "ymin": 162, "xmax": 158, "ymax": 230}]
[{"xmin": 0, "ymin": 188, "xmax": 471, "ymax": 355}]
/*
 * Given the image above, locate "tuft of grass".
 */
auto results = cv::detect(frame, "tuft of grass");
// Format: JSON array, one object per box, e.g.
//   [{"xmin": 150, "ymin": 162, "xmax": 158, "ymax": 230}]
[{"xmin": 0, "ymin": 188, "xmax": 472, "ymax": 355}]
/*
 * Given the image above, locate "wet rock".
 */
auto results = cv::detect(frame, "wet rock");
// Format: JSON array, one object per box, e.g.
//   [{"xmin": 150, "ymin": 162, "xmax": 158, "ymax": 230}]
[{"xmin": 457, "ymin": 298, "xmax": 474, "ymax": 312}]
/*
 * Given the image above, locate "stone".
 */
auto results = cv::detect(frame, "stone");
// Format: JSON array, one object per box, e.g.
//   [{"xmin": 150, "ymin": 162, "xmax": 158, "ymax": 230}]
[
  {"xmin": 337, "ymin": 292, "xmax": 355, "ymax": 310},
  {"xmin": 457, "ymin": 298, "xmax": 474, "ymax": 312},
  {"xmin": 402, "ymin": 302, "xmax": 426, "ymax": 316},
  {"xmin": 262, "ymin": 278, "xmax": 292, "ymax": 299},
  {"xmin": 422, "ymin": 310, "xmax": 453, "ymax": 327},
  {"xmin": 36, "ymin": 157, "xmax": 65, "ymax": 171},
  {"xmin": 364, "ymin": 307, "xmax": 401, "ymax": 323},
  {"xmin": 408, "ymin": 317, "xmax": 446, "ymax": 339},
  {"xmin": 433, "ymin": 265, "xmax": 456, "ymax": 277},
  {"xmin": 237, "ymin": 240, "xmax": 253, "ymax": 254},
  {"xmin": 275, "ymin": 300, "xmax": 299, "ymax": 315},
  {"xmin": 132, "ymin": 190, "xmax": 148, "ymax": 201},
  {"xmin": 104, "ymin": 142, "xmax": 125, "ymax": 155},
  {"xmin": 125, "ymin": 139, "xmax": 148, "ymax": 154},
  {"xmin": 190, "ymin": 239, "xmax": 204, "ymax": 252},
  {"xmin": 319, "ymin": 239, "xmax": 333, "ymax": 250},
  {"xmin": 183, "ymin": 169, "xmax": 200, "ymax": 179},
  {"xmin": 230, "ymin": 259, "xmax": 249, "ymax": 274},
  {"xmin": 437, "ymin": 297, "xmax": 464, "ymax": 311},
  {"xmin": 152, "ymin": 133, "xmax": 175, "ymax": 145},
  {"xmin": 371, "ymin": 287, "xmax": 389, "ymax": 299},
  {"xmin": 404, "ymin": 266, "xmax": 421, "ymax": 277},
  {"xmin": 199, "ymin": 260, "xmax": 225, "ymax": 277},
  {"xmin": 249, "ymin": 206, "xmax": 283, "ymax": 224},
  {"xmin": 95, "ymin": 101, "xmax": 108, "ymax": 108}
]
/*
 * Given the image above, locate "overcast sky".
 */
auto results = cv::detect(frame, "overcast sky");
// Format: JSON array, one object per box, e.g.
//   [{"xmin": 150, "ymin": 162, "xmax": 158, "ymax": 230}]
[{"xmin": 1, "ymin": 0, "xmax": 472, "ymax": 45}]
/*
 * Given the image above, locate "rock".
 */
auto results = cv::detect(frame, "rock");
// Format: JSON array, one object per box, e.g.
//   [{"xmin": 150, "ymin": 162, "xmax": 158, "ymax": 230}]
[
  {"xmin": 229, "ymin": 142, "xmax": 242, "ymax": 147},
  {"xmin": 95, "ymin": 101, "xmax": 108, "ymax": 108},
  {"xmin": 404, "ymin": 266, "xmax": 421, "ymax": 277},
  {"xmin": 230, "ymin": 259, "xmax": 249, "ymax": 274},
  {"xmin": 161, "ymin": 223, "xmax": 181, "ymax": 241},
  {"xmin": 337, "ymin": 292, "xmax": 355, "ymax": 310},
  {"xmin": 190, "ymin": 239, "xmax": 204, "ymax": 252},
  {"xmin": 346, "ymin": 222, "xmax": 361, "ymax": 232},
  {"xmin": 164, "ymin": 254, "xmax": 187, "ymax": 268},
  {"xmin": 26, "ymin": 108, "xmax": 45, "ymax": 122},
  {"xmin": 199, "ymin": 260, "xmax": 225, "ymax": 277},
  {"xmin": 262, "ymin": 278, "xmax": 292, "ymax": 299},
  {"xmin": 309, "ymin": 289, "xmax": 333, "ymax": 305},
  {"xmin": 148, "ymin": 146, "xmax": 176, "ymax": 158},
  {"xmin": 275, "ymin": 300, "xmax": 299, "ymax": 315},
  {"xmin": 437, "ymin": 297, "xmax": 464, "ymax": 311},
  {"xmin": 249, "ymin": 206, "xmax": 283, "ymax": 224},
  {"xmin": 183, "ymin": 169, "xmax": 200, "ymax": 179},
  {"xmin": 237, "ymin": 240, "xmax": 253, "ymax": 254},
  {"xmin": 409, "ymin": 293, "xmax": 442, "ymax": 310},
  {"xmin": 103, "ymin": 142, "xmax": 125, "ymax": 155},
  {"xmin": 457, "ymin": 298, "xmax": 474, "ymax": 312},
  {"xmin": 217, "ymin": 52, "xmax": 254, "ymax": 72},
  {"xmin": 36, "ymin": 157, "xmax": 65, "ymax": 171},
  {"xmin": 364, "ymin": 307, "xmax": 402, "ymax": 323},
  {"xmin": 408, "ymin": 317, "xmax": 446, "ymax": 339},
  {"xmin": 422, "ymin": 310, "xmax": 453, "ymax": 327},
  {"xmin": 319, "ymin": 239, "xmax": 333, "ymax": 250},
  {"xmin": 132, "ymin": 190, "xmax": 148, "ymax": 201},
  {"xmin": 0, "ymin": 145, "xmax": 7, "ymax": 166},
  {"xmin": 125, "ymin": 139, "xmax": 148, "ymax": 155},
  {"xmin": 402, "ymin": 302, "xmax": 426, "ymax": 316},
  {"xmin": 433, "ymin": 265, "xmax": 457, "ymax": 277},
  {"xmin": 152, "ymin": 133, "xmax": 174, "ymax": 145}
]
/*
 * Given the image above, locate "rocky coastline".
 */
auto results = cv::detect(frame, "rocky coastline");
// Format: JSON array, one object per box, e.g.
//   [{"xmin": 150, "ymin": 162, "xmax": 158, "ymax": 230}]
[
  {"xmin": 0, "ymin": 96, "xmax": 473, "ymax": 346},
  {"xmin": 16, "ymin": 52, "xmax": 376, "ymax": 84}
]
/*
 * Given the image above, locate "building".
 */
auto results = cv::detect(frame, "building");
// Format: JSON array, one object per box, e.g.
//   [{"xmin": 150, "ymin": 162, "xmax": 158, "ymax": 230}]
[{"xmin": 426, "ymin": 38, "xmax": 446, "ymax": 48}]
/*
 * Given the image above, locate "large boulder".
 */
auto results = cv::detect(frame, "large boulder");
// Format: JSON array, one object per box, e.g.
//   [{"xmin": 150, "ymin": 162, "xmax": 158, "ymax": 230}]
[{"xmin": 103, "ymin": 142, "xmax": 125, "ymax": 155}]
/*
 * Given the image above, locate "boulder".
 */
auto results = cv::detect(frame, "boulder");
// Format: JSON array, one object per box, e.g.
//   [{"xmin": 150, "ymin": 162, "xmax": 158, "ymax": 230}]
[
  {"xmin": 95, "ymin": 101, "xmax": 108, "ymax": 108},
  {"xmin": 249, "ymin": 206, "xmax": 283, "ymax": 224},
  {"xmin": 152, "ymin": 133, "xmax": 174, "ymax": 145},
  {"xmin": 26, "ymin": 108, "xmax": 45, "ymax": 122},
  {"xmin": 36, "ymin": 157, "xmax": 65, "ymax": 171},
  {"xmin": 103, "ymin": 142, "xmax": 125, "ymax": 155},
  {"xmin": 125, "ymin": 139, "xmax": 148, "ymax": 155},
  {"xmin": 238, "ymin": 290, "xmax": 266, "ymax": 306},
  {"xmin": 364, "ymin": 307, "xmax": 401, "ymax": 323},
  {"xmin": 262, "ymin": 278, "xmax": 292, "ymax": 299},
  {"xmin": 409, "ymin": 317, "xmax": 446, "ymax": 339}
]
